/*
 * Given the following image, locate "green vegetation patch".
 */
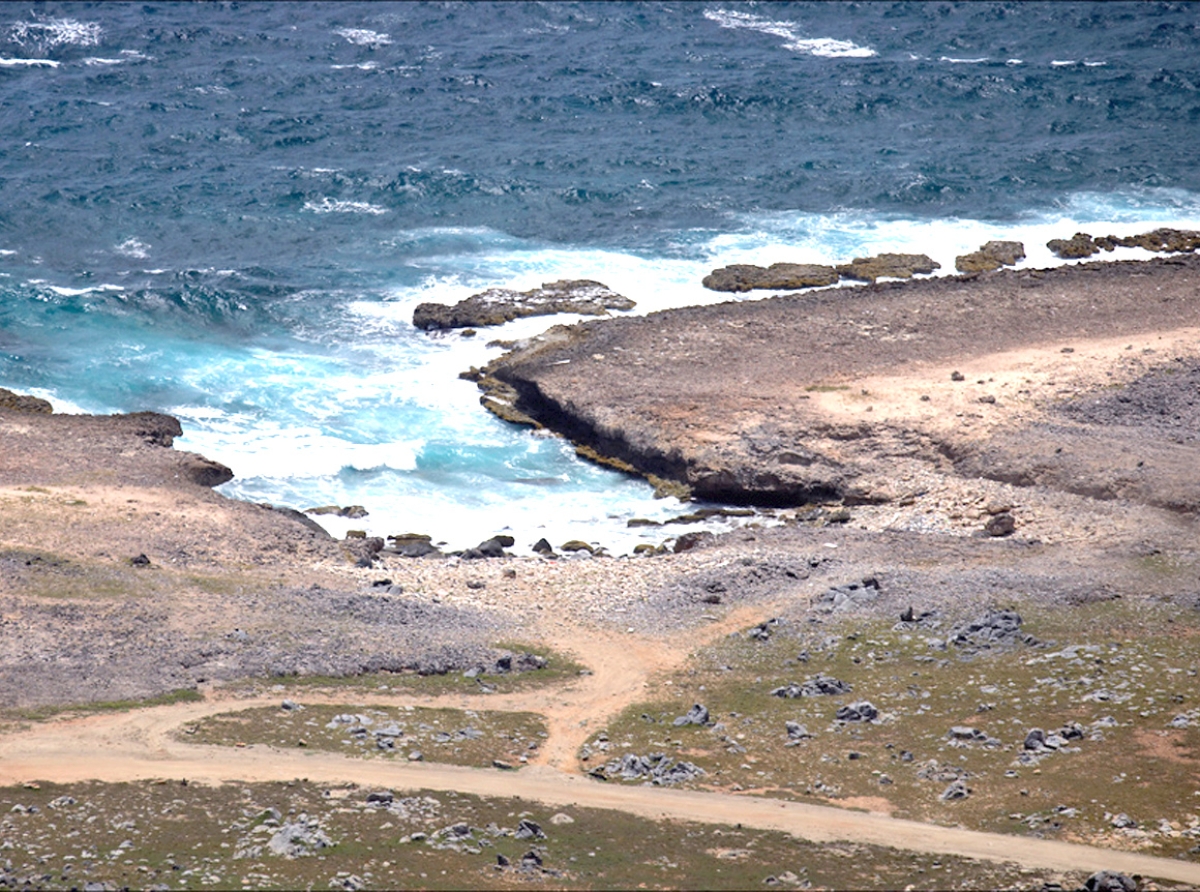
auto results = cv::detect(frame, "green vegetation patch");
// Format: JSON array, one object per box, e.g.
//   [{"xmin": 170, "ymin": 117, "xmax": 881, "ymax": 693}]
[
  {"xmin": 584, "ymin": 600, "xmax": 1200, "ymax": 860},
  {"xmin": 181, "ymin": 704, "xmax": 547, "ymax": 770},
  {"xmin": 0, "ymin": 779, "xmax": 1085, "ymax": 890},
  {"xmin": 223, "ymin": 643, "xmax": 584, "ymax": 698},
  {"xmin": 3, "ymin": 688, "xmax": 204, "ymax": 723}
]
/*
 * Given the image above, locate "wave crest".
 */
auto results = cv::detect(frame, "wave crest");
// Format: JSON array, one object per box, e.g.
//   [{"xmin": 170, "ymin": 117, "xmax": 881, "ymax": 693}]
[
  {"xmin": 8, "ymin": 17, "xmax": 101, "ymax": 52},
  {"xmin": 703, "ymin": 8, "xmax": 876, "ymax": 59}
]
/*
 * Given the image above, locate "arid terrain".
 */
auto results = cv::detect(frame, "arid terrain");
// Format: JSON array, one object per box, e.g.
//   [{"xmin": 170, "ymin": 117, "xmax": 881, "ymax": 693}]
[{"xmin": 3, "ymin": 255, "xmax": 1200, "ymax": 890}]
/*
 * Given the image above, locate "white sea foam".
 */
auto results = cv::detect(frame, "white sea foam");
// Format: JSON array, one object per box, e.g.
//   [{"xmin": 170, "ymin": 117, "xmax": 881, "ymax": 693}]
[
  {"xmin": 331, "ymin": 61, "xmax": 378, "ymax": 71},
  {"xmin": 303, "ymin": 198, "xmax": 388, "ymax": 215},
  {"xmin": 334, "ymin": 27, "xmax": 392, "ymax": 47},
  {"xmin": 703, "ymin": 9, "xmax": 876, "ymax": 58},
  {"xmin": 1051, "ymin": 60, "xmax": 1076, "ymax": 67},
  {"xmin": 940, "ymin": 56, "xmax": 989, "ymax": 64},
  {"xmin": 46, "ymin": 283, "xmax": 125, "ymax": 297},
  {"xmin": 115, "ymin": 238, "xmax": 150, "ymax": 259},
  {"xmin": 8, "ymin": 17, "xmax": 101, "ymax": 51},
  {"xmin": 82, "ymin": 57, "xmax": 124, "ymax": 66},
  {"xmin": 0, "ymin": 57, "xmax": 58, "ymax": 68}
]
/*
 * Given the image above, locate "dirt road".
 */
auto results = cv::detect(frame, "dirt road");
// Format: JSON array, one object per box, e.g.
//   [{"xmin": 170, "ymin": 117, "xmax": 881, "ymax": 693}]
[{"xmin": 4, "ymin": 649, "xmax": 1200, "ymax": 886}]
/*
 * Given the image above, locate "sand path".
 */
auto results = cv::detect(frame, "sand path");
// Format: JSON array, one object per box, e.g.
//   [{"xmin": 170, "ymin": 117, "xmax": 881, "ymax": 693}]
[{"xmin": 5, "ymin": 614, "xmax": 1200, "ymax": 885}]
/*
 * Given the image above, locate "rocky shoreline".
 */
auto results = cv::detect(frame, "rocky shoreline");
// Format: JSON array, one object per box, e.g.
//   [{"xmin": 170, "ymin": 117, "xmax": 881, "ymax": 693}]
[
  {"xmin": 3, "ymin": 253, "xmax": 1200, "ymax": 710},
  {"xmin": 477, "ymin": 254, "xmax": 1200, "ymax": 515}
]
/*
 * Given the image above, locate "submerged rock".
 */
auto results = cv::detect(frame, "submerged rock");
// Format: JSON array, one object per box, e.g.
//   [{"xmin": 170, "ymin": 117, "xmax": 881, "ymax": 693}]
[
  {"xmin": 413, "ymin": 280, "xmax": 635, "ymax": 330},
  {"xmin": 702, "ymin": 262, "xmax": 839, "ymax": 293}
]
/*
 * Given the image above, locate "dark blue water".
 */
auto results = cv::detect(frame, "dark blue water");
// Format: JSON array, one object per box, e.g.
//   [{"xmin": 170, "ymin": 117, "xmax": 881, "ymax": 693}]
[{"xmin": 2, "ymin": 2, "xmax": 1199, "ymax": 550}]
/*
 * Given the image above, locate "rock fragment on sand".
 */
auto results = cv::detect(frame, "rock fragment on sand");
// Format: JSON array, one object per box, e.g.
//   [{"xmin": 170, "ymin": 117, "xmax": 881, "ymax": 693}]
[{"xmin": 984, "ymin": 512, "xmax": 1016, "ymax": 537}]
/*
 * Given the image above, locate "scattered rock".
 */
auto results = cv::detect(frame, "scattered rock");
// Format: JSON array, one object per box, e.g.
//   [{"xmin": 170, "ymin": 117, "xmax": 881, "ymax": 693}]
[
  {"xmin": 413, "ymin": 280, "xmax": 635, "ymax": 330},
  {"xmin": 817, "ymin": 577, "xmax": 881, "ymax": 611},
  {"xmin": 462, "ymin": 536, "xmax": 514, "ymax": 559},
  {"xmin": 267, "ymin": 815, "xmax": 334, "ymax": 858},
  {"xmin": 532, "ymin": 538, "xmax": 556, "ymax": 556},
  {"xmin": 365, "ymin": 791, "xmax": 394, "ymax": 805},
  {"xmin": 384, "ymin": 533, "xmax": 442, "ymax": 558},
  {"xmin": 702, "ymin": 262, "xmax": 839, "ymax": 293},
  {"xmin": 560, "ymin": 539, "xmax": 596, "ymax": 554},
  {"xmin": 1084, "ymin": 871, "xmax": 1138, "ymax": 892},
  {"xmin": 1111, "ymin": 813, "xmax": 1137, "ymax": 829},
  {"xmin": 940, "ymin": 780, "xmax": 971, "ymax": 801},
  {"xmin": 674, "ymin": 531, "xmax": 715, "ymax": 553},
  {"xmin": 748, "ymin": 618, "xmax": 778, "ymax": 641},
  {"xmin": 785, "ymin": 721, "xmax": 813, "ymax": 740},
  {"xmin": 280, "ymin": 699, "xmax": 301, "ymax": 712},
  {"xmin": 130, "ymin": 553, "xmax": 151, "ymax": 567},
  {"xmin": 772, "ymin": 675, "xmax": 853, "ymax": 698},
  {"xmin": 984, "ymin": 512, "xmax": 1016, "ymax": 537},
  {"xmin": 835, "ymin": 701, "xmax": 879, "ymax": 723},
  {"xmin": 515, "ymin": 819, "xmax": 546, "ymax": 840},
  {"xmin": 949, "ymin": 610, "xmax": 1030, "ymax": 648},
  {"xmin": 672, "ymin": 703, "xmax": 710, "ymax": 726},
  {"xmin": 597, "ymin": 752, "xmax": 706, "ymax": 785}
]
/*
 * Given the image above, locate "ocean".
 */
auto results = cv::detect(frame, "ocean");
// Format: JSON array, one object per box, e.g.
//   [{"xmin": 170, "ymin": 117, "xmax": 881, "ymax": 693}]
[{"xmin": 2, "ymin": 1, "xmax": 1199, "ymax": 553}]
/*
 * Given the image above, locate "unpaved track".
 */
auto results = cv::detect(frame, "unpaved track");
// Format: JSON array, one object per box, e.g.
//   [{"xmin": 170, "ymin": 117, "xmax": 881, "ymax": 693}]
[
  {"xmin": 5, "ymin": 631, "xmax": 1200, "ymax": 886},
  {"xmin": 6, "ymin": 721, "xmax": 1200, "ymax": 885}
]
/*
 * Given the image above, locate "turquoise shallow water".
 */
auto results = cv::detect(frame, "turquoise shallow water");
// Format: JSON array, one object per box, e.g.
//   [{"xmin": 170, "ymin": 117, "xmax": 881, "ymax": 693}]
[{"xmin": 2, "ymin": 2, "xmax": 1199, "ymax": 551}]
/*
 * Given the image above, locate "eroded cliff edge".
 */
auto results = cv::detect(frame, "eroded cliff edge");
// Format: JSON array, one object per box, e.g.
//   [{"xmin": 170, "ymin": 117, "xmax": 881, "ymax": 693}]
[{"xmin": 480, "ymin": 255, "xmax": 1200, "ymax": 514}]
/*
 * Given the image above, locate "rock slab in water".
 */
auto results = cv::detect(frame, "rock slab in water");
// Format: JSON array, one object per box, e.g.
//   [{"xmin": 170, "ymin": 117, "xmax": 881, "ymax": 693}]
[
  {"xmin": 836, "ymin": 253, "xmax": 941, "ymax": 284},
  {"xmin": 1048, "ymin": 227, "xmax": 1200, "ymax": 259},
  {"xmin": 413, "ymin": 280, "xmax": 635, "ymax": 330},
  {"xmin": 955, "ymin": 240, "xmax": 1026, "ymax": 273},
  {"xmin": 702, "ymin": 263, "xmax": 839, "ymax": 293}
]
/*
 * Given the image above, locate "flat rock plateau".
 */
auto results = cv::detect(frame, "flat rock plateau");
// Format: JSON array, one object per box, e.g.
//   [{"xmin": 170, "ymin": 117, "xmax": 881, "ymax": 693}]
[{"xmin": 3, "ymin": 255, "xmax": 1200, "ymax": 890}]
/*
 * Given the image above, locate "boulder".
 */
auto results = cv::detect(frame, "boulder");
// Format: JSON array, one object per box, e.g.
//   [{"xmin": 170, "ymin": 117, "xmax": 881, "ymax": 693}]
[
  {"xmin": 785, "ymin": 721, "xmax": 812, "ymax": 740},
  {"xmin": 984, "ymin": 512, "xmax": 1016, "ymax": 537},
  {"xmin": 0, "ymin": 388, "xmax": 52, "ymax": 413},
  {"xmin": 385, "ymin": 533, "xmax": 441, "ymax": 558},
  {"xmin": 672, "ymin": 703, "xmax": 710, "ymax": 726},
  {"xmin": 702, "ymin": 262, "xmax": 839, "ymax": 293},
  {"xmin": 673, "ymin": 530, "xmax": 715, "ymax": 553},
  {"xmin": 413, "ymin": 280, "xmax": 635, "ymax": 330},
  {"xmin": 1084, "ymin": 872, "xmax": 1137, "ymax": 892},
  {"xmin": 180, "ymin": 454, "xmax": 234, "ymax": 487},
  {"xmin": 835, "ymin": 701, "xmax": 878, "ymax": 723},
  {"xmin": 836, "ymin": 253, "xmax": 940, "ymax": 284}
]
